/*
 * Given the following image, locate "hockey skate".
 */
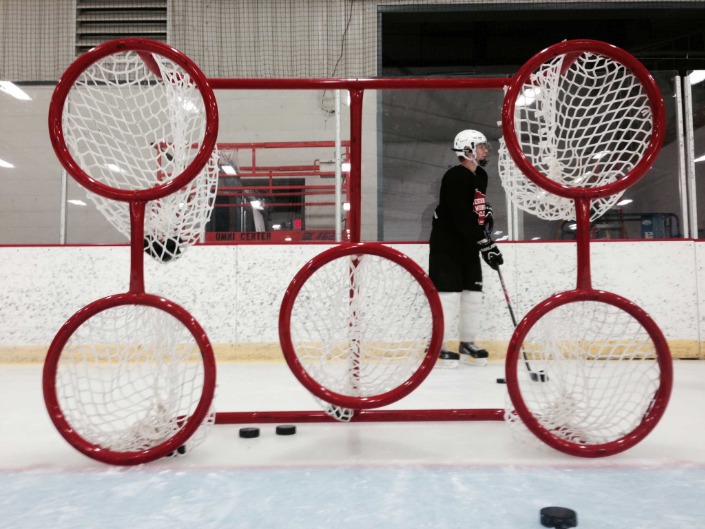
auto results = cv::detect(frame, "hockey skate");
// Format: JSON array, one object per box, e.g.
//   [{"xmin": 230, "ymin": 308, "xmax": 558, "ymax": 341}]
[
  {"xmin": 459, "ymin": 341, "xmax": 489, "ymax": 367},
  {"xmin": 435, "ymin": 349, "xmax": 460, "ymax": 369}
]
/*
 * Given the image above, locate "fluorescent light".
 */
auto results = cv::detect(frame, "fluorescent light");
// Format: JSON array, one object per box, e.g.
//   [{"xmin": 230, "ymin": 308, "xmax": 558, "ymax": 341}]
[
  {"xmin": 67, "ymin": 199, "xmax": 87, "ymax": 206},
  {"xmin": 0, "ymin": 81, "xmax": 31, "ymax": 101},
  {"xmin": 688, "ymin": 71, "xmax": 705, "ymax": 86},
  {"xmin": 616, "ymin": 199, "xmax": 633, "ymax": 206},
  {"xmin": 177, "ymin": 96, "xmax": 199, "ymax": 114},
  {"xmin": 220, "ymin": 164, "xmax": 237, "ymax": 175},
  {"xmin": 342, "ymin": 162, "xmax": 351, "ymax": 172},
  {"xmin": 516, "ymin": 87, "xmax": 539, "ymax": 107},
  {"xmin": 0, "ymin": 157, "xmax": 14, "ymax": 168}
]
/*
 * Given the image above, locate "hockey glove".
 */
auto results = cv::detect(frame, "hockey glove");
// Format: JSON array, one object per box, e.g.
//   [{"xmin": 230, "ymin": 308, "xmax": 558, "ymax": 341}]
[
  {"xmin": 484, "ymin": 203, "xmax": 494, "ymax": 238},
  {"xmin": 478, "ymin": 238, "xmax": 503, "ymax": 270}
]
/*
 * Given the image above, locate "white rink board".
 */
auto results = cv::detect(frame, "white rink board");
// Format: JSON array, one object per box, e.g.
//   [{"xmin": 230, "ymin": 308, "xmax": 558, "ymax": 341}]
[{"xmin": 0, "ymin": 240, "xmax": 700, "ymax": 358}]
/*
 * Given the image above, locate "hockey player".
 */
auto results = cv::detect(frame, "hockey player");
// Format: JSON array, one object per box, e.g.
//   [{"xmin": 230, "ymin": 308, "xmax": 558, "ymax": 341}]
[{"xmin": 429, "ymin": 129, "xmax": 503, "ymax": 368}]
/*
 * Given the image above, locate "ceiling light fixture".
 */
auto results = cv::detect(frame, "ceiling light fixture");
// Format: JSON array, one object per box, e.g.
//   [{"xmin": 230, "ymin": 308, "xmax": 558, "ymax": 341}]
[
  {"xmin": 591, "ymin": 150, "xmax": 611, "ymax": 160},
  {"xmin": 220, "ymin": 164, "xmax": 237, "ymax": 175},
  {"xmin": 516, "ymin": 87, "xmax": 539, "ymax": 107},
  {"xmin": 0, "ymin": 81, "xmax": 31, "ymax": 101},
  {"xmin": 688, "ymin": 71, "xmax": 705, "ymax": 86}
]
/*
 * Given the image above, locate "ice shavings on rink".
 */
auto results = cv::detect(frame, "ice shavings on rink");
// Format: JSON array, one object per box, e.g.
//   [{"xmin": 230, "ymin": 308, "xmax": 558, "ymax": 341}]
[{"xmin": 1, "ymin": 465, "xmax": 704, "ymax": 529}]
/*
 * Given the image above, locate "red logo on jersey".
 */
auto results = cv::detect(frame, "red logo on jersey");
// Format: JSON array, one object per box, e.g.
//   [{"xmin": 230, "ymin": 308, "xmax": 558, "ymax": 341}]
[{"xmin": 473, "ymin": 190, "xmax": 487, "ymax": 226}]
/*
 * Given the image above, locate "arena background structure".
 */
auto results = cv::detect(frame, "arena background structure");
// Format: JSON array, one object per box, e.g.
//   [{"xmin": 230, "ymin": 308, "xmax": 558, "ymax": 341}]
[
  {"xmin": 0, "ymin": 2, "xmax": 704, "ymax": 525},
  {"xmin": 1, "ymin": 1, "xmax": 705, "ymax": 361}
]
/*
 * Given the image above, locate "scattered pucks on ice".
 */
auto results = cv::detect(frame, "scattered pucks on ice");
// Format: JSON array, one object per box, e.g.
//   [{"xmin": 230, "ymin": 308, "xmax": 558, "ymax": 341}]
[
  {"xmin": 275, "ymin": 425, "xmax": 297, "ymax": 436},
  {"xmin": 164, "ymin": 445, "xmax": 187, "ymax": 458},
  {"xmin": 239, "ymin": 427, "xmax": 260, "ymax": 439}
]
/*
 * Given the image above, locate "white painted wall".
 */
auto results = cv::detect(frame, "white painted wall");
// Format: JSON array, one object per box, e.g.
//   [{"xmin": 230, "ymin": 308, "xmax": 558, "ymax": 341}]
[{"xmin": 1, "ymin": 240, "xmax": 700, "ymax": 360}]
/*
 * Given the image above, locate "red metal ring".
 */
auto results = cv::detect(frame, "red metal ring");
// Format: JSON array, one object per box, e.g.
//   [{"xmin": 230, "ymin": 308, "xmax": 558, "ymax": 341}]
[
  {"xmin": 502, "ymin": 39, "xmax": 666, "ymax": 200},
  {"xmin": 505, "ymin": 288, "xmax": 673, "ymax": 457},
  {"xmin": 48, "ymin": 38, "xmax": 219, "ymax": 203},
  {"xmin": 42, "ymin": 292, "xmax": 217, "ymax": 465},
  {"xmin": 279, "ymin": 243, "xmax": 443, "ymax": 409}
]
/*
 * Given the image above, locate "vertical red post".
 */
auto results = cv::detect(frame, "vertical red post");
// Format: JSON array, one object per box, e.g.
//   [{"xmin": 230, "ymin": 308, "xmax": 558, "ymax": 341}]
[
  {"xmin": 348, "ymin": 88, "xmax": 364, "ymax": 243},
  {"xmin": 574, "ymin": 197, "xmax": 593, "ymax": 291},
  {"xmin": 129, "ymin": 201, "xmax": 146, "ymax": 294}
]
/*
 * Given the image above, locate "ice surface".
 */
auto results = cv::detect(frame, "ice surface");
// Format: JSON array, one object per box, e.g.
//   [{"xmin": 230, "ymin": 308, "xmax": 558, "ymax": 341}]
[{"xmin": 1, "ymin": 360, "xmax": 704, "ymax": 528}]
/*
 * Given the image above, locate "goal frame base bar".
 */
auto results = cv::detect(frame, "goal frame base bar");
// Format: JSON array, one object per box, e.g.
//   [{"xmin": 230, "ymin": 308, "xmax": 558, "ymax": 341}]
[{"xmin": 215, "ymin": 408, "xmax": 505, "ymax": 424}]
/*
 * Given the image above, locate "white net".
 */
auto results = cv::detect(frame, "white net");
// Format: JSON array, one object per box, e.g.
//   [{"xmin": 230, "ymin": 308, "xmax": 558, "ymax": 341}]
[
  {"xmin": 288, "ymin": 252, "xmax": 436, "ymax": 411},
  {"xmin": 140, "ymin": 152, "xmax": 218, "ymax": 263},
  {"xmin": 62, "ymin": 49, "xmax": 219, "ymax": 262},
  {"xmin": 499, "ymin": 49, "xmax": 655, "ymax": 217},
  {"xmin": 55, "ymin": 304, "xmax": 214, "ymax": 455},
  {"xmin": 314, "ymin": 396, "xmax": 355, "ymax": 423},
  {"xmin": 498, "ymin": 138, "xmax": 621, "ymax": 222},
  {"xmin": 504, "ymin": 300, "xmax": 662, "ymax": 448}
]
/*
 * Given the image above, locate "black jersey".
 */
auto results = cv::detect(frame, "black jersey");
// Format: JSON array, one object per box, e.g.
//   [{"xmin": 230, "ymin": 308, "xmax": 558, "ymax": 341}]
[{"xmin": 429, "ymin": 164, "xmax": 489, "ymax": 292}]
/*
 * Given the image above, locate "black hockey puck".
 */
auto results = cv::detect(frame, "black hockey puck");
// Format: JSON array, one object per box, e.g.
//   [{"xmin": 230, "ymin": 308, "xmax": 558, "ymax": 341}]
[
  {"xmin": 164, "ymin": 445, "xmax": 186, "ymax": 458},
  {"xmin": 276, "ymin": 424, "xmax": 297, "ymax": 436},
  {"xmin": 530, "ymin": 370, "xmax": 549, "ymax": 382},
  {"xmin": 239, "ymin": 427, "xmax": 260, "ymax": 439},
  {"xmin": 540, "ymin": 506, "xmax": 577, "ymax": 528},
  {"xmin": 496, "ymin": 377, "xmax": 506, "ymax": 384}
]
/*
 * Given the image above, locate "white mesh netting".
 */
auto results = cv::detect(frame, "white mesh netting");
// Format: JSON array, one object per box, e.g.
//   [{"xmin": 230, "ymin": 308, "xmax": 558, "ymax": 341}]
[
  {"xmin": 499, "ymin": 50, "xmax": 655, "ymax": 218},
  {"xmin": 288, "ymin": 252, "xmax": 436, "ymax": 416},
  {"xmin": 314, "ymin": 396, "xmax": 355, "ymax": 423},
  {"xmin": 504, "ymin": 300, "xmax": 662, "ymax": 448},
  {"xmin": 62, "ymin": 49, "xmax": 218, "ymax": 262},
  {"xmin": 55, "ymin": 304, "xmax": 214, "ymax": 455},
  {"xmin": 498, "ymin": 139, "xmax": 621, "ymax": 222}
]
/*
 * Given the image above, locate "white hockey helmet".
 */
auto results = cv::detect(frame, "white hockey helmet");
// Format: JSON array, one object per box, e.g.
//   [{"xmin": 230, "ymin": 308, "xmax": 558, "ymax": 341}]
[{"xmin": 452, "ymin": 129, "xmax": 490, "ymax": 163}]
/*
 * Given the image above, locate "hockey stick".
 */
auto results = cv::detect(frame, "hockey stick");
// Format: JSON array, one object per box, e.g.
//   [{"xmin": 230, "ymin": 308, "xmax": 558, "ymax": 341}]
[{"xmin": 496, "ymin": 266, "xmax": 547, "ymax": 383}]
